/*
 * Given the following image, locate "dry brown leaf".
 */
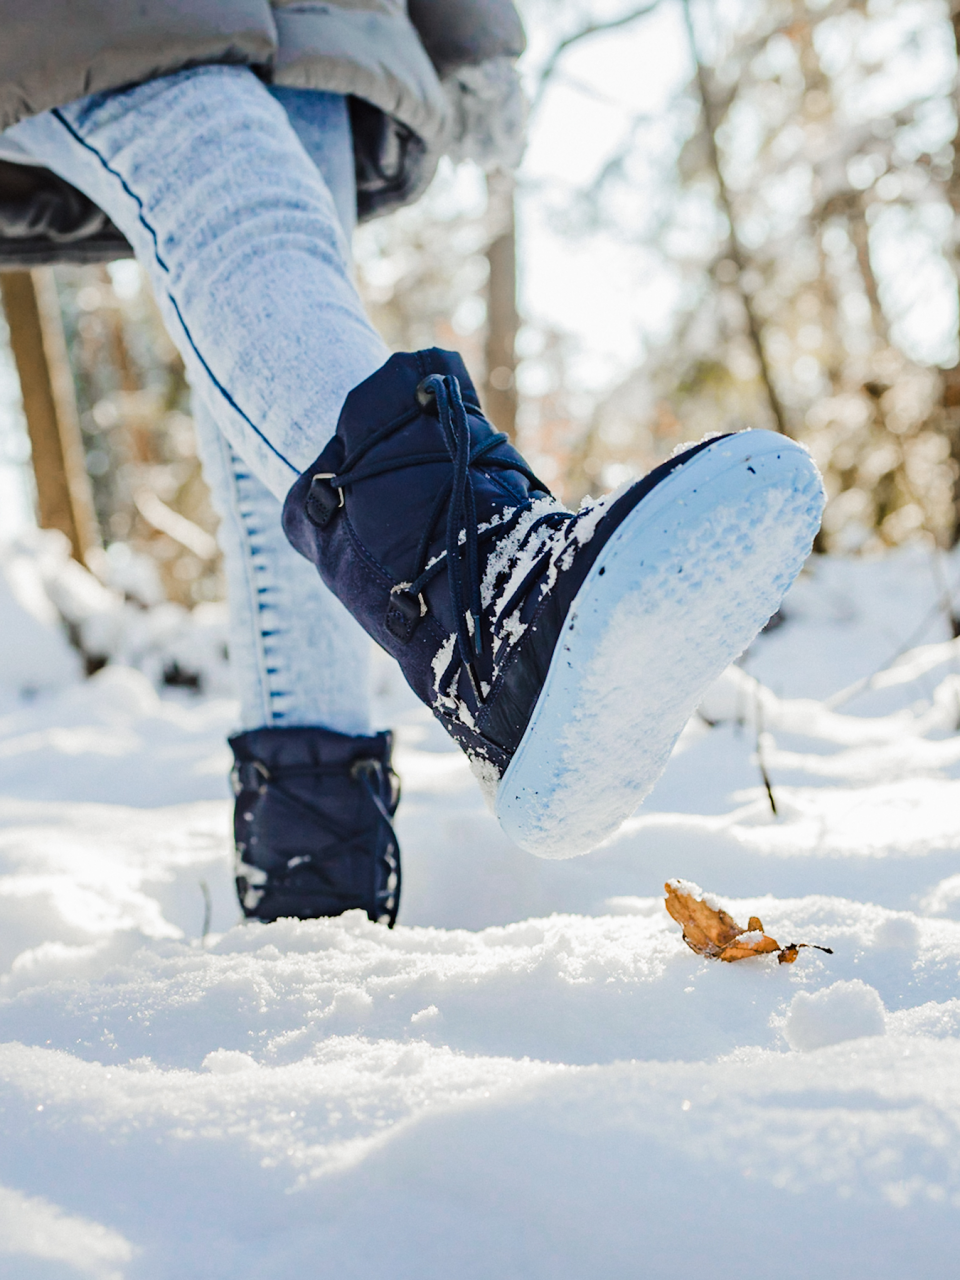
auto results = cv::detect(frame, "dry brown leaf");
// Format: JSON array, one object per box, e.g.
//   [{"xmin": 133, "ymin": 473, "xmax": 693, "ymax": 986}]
[
  {"xmin": 663, "ymin": 882, "xmax": 742, "ymax": 952},
  {"xmin": 717, "ymin": 933, "xmax": 781, "ymax": 962},
  {"xmin": 776, "ymin": 943, "xmax": 827, "ymax": 965},
  {"xmin": 664, "ymin": 880, "xmax": 833, "ymax": 966}
]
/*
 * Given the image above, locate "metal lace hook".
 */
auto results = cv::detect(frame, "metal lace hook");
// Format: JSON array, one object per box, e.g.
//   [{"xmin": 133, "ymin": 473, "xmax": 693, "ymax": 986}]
[
  {"xmin": 314, "ymin": 473, "xmax": 345, "ymax": 507},
  {"xmin": 390, "ymin": 582, "xmax": 428, "ymax": 617}
]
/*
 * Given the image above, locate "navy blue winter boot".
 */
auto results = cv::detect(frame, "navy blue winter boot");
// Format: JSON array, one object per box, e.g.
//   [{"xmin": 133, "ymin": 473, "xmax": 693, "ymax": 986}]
[
  {"xmin": 283, "ymin": 350, "xmax": 824, "ymax": 858},
  {"xmin": 230, "ymin": 726, "xmax": 400, "ymax": 925}
]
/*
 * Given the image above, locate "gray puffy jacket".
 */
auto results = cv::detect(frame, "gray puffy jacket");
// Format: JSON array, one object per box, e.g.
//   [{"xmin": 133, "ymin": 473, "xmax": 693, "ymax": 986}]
[{"xmin": 0, "ymin": 0, "xmax": 525, "ymax": 266}]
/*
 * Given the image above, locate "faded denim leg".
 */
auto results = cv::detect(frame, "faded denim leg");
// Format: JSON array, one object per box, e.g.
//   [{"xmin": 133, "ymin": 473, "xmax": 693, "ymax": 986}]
[
  {"xmin": 8, "ymin": 67, "xmax": 386, "ymax": 730},
  {"xmin": 192, "ymin": 394, "xmax": 373, "ymax": 734}
]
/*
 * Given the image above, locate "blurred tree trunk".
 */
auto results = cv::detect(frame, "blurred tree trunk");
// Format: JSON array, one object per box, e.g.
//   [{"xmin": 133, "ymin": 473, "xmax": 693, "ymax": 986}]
[
  {"xmin": 847, "ymin": 201, "xmax": 889, "ymax": 346},
  {"xmin": 484, "ymin": 169, "xmax": 519, "ymax": 440},
  {"xmin": 95, "ymin": 265, "xmax": 158, "ymax": 469},
  {"xmin": 97, "ymin": 267, "xmax": 139, "ymax": 394},
  {"xmin": 0, "ymin": 268, "xmax": 100, "ymax": 565},
  {"xmin": 939, "ymin": 0, "xmax": 960, "ymax": 543}
]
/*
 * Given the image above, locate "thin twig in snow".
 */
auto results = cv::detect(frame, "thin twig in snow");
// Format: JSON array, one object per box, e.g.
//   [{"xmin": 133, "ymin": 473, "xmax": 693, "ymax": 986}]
[
  {"xmin": 754, "ymin": 683, "xmax": 778, "ymax": 817},
  {"xmin": 199, "ymin": 879, "xmax": 212, "ymax": 946}
]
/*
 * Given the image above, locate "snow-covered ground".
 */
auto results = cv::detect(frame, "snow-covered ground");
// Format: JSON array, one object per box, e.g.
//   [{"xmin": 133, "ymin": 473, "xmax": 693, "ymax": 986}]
[{"xmin": 2, "ymin": 538, "xmax": 960, "ymax": 1278}]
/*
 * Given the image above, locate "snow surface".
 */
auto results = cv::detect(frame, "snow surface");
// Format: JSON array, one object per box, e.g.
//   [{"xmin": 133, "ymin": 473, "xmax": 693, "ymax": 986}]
[{"xmin": 2, "ymin": 541, "xmax": 960, "ymax": 1277}]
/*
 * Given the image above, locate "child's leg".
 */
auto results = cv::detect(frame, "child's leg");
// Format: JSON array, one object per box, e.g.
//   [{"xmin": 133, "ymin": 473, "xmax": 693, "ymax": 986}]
[{"xmin": 185, "ymin": 88, "xmax": 374, "ymax": 736}]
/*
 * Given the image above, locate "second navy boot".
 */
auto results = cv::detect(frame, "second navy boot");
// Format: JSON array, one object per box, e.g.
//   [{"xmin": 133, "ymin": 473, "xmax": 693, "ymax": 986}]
[{"xmin": 230, "ymin": 725, "xmax": 400, "ymax": 925}]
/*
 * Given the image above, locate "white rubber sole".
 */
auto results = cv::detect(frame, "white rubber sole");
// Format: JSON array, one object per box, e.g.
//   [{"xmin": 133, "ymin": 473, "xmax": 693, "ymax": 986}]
[{"xmin": 495, "ymin": 431, "xmax": 824, "ymax": 858}]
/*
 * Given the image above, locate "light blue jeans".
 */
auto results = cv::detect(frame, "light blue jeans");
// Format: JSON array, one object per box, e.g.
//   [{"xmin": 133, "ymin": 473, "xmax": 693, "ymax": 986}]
[{"xmin": 8, "ymin": 67, "xmax": 391, "ymax": 735}]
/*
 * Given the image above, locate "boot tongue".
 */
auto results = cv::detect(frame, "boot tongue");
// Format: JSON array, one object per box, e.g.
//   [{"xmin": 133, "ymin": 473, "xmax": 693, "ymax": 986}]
[{"xmin": 336, "ymin": 348, "xmax": 481, "ymax": 455}]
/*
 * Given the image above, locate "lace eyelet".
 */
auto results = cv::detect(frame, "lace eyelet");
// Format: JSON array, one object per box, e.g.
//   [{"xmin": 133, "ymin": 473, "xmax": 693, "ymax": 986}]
[
  {"xmin": 305, "ymin": 474, "xmax": 344, "ymax": 528},
  {"xmin": 415, "ymin": 377, "xmax": 440, "ymax": 414}
]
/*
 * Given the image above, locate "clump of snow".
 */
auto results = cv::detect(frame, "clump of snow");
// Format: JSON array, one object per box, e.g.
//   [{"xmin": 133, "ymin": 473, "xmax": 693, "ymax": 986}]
[
  {"xmin": 0, "ymin": 540, "xmax": 80, "ymax": 693},
  {"xmin": 664, "ymin": 877, "xmax": 724, "ymax": 912},
  {"xmin": 467, "ymin": 750, "xmax": 500, "ymax": 807},
  {"xmin": 669, "ymin": 430, "xmax": 728, "ymax": 459},
  {"xmin": 783, "ymin": 979, "xmax": 887, "ymax": 1051},
  {"xmin": 430, "ymin": 632, "xmax": 457, "ymax": 708},
  {"xmin": 480, "ymin": 496, "xmax": 558, "ymax": 611},
  {"xmin": 497, "ymin": 605, "xmax": 526, "ymax": 651},
  {"xmin": 921, "ymin": 873, "xmax": 960, "ymax": 917},
  {"xmin": 0, "ymin": 528, "xmax": 232, "ymax": 699},
  {"xmin": 871, "ymin": 914, "xmax": 921, "ymax": 950},
  {"xmin": 570, "ymin": 477, "xmax": 634, "ymax": 544},
  {"xmin": 202, "ymin": 1049, "xmax": 261, "ymax": 1074}
]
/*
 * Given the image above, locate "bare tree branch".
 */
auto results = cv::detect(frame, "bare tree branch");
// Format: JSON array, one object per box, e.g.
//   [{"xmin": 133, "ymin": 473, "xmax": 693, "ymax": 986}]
[
  {"xmin": 681, "ymin": 0, "xmax": 790, "ymax": 435},
  {"xmin": 531, "ymin": 3, "xmax": 662, "ymax": 114}
]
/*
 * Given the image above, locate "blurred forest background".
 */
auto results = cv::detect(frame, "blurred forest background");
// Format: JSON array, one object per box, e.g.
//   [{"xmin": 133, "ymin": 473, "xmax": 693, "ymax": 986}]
[{"xmin": 3, "ymin": 0, "xmax": 960, "ymax": 617}]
